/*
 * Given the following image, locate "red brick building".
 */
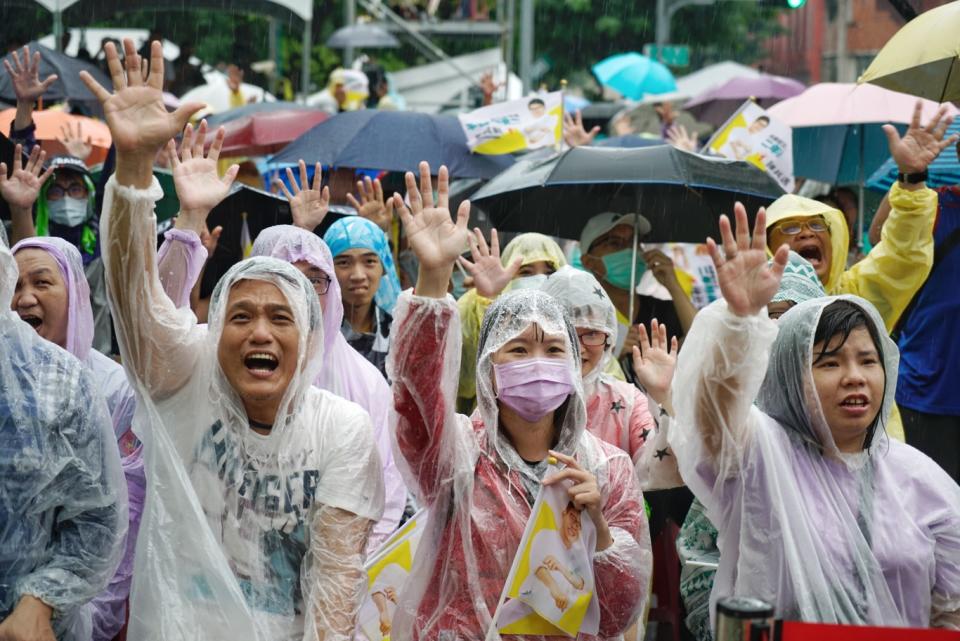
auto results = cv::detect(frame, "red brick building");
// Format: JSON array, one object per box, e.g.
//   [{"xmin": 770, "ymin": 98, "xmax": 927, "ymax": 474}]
[{"xmin": 762, "ymin": 0, "xmax": 949, "ymax": 84}]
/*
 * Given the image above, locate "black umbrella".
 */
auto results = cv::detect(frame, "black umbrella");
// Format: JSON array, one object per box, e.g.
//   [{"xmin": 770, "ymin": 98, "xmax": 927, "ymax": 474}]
[
  {"xmin": 270, "ymin": 110, "xmax": 514, "ymax": 180},
  {"xmin": 198, "ymin": 184, "xmax": 353, "ymax": 297},
  {"xmin": 0, "ymin": 42, "xmax": 111, "ymax": 113},
  {"xmin": 579, "ymin": 102, "xmax": 626, "ymax": 133},
  {"xmin": 326, "ymin": 24, "xmax": 400, "ymax": 49},
  {"xmin": 470, "ymin": 145, "xmax": 784, "ymax": 243}
]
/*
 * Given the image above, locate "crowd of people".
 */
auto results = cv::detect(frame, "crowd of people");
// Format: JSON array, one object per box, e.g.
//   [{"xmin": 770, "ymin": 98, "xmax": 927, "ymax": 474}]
[{"xmin": 1, "ymin": 35, "xmax": 960, "ymax": 641}]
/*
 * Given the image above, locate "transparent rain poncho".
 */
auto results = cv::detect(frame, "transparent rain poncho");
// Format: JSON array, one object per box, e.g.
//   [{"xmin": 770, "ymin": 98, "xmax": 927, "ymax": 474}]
[
  {"xmin": 670, "ymin": 294, "xmax": 960, "ymax": 628},
  {"xmin": 457, "ymin": 233, "xmax": 568, "ymax": 406},
  {"xmin": 10, "ymin": 236, "xmax": 143, "ymax": 641},
  {"xmin": 251, "ymin": 225, "xmax": 407, "ymax": 550},
  {"xmin": 388, "ymin": 287, "xmax": 651, "ymax": 639},
  {"xmin": 541, "ymin": 266, "xmax": 682, "ymax": 491},
  {"xmin": 0, "ymin": 241, "xmax": 127, "ymax": 640},
  {"xmin": 101, "ymin": 177, "xmax": 386, "ymax": 641}
]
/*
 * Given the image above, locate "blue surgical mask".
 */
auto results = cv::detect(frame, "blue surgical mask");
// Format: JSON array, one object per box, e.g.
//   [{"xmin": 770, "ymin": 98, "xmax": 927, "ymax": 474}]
[
  {"xmin": 600, "ymin": 248, "xmax": 646, "ymax": 290},
  {"xmin": 48, "ymin": 196, "xmax": 89, "ymax": 228},
  {"xmin": 509, "ymin": 273, "xmax": 548, "ymax": 291}
]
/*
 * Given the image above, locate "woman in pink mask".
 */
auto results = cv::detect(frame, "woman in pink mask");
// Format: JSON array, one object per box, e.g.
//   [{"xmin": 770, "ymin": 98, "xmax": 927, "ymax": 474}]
[{"xmin": 385, "ymin": 161, "xmax": 651, "ymax": 640}]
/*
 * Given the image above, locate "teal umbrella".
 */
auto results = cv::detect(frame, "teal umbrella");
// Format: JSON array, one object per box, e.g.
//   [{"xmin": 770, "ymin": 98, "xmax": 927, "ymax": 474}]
[{"xmin": 592, "ymin": 53, "xmax": 677, "ymax": 101}]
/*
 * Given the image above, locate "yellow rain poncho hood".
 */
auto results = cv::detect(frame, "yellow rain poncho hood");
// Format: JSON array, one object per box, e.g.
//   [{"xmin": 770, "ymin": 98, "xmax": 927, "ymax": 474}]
[{"xmin": 764, "ymin": 194, "xmax": 849, "ymax": 293}]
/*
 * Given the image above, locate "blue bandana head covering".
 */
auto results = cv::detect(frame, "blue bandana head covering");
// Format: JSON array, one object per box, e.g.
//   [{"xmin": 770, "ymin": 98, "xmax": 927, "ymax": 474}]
[
  {"xmin": 323, "ymin": 216, "xmax": 401, "ymax": 314},
  {"xmin": 771, "ymin": 251, "xmax": 826, "ymax": 305}
]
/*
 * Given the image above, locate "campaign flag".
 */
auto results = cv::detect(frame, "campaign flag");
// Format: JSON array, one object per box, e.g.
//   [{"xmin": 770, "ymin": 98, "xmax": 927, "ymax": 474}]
[
  {"xmin": 488, "ymin": 462, "xmax": 599, "ymax": 638},
  {"xmin": 459, "ymin": 91, "xmax": 563, "ymax": 155},
  {"xmin": 356, "ymin": 509, "xmax": 428, "ymax": 641},
  {"xmin": 703, "ymin": 100, "xmax": 795, "ymax": 192},
  {"xmin": 240, "ymin": 211, "xmax": 253, "ymax": 259}
]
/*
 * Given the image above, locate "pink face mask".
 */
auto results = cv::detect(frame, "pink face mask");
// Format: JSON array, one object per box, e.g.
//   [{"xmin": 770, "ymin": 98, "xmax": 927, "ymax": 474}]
[{"xmin": 493, "ymin": 357, "xmax": 576, "ymax": 422}]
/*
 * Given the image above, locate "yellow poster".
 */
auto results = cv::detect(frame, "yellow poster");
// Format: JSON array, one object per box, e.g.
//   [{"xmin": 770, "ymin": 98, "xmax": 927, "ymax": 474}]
[{"xmin": 459, "ymin": 91, "xmax": 564, "ymax": 155}]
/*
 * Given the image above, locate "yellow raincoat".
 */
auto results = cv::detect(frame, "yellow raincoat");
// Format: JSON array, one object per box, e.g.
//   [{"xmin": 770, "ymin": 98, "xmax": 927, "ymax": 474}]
[
  {"xmin": 766, "ymin": 182, "xmax": 938, "ymax": 441},
  {"xmin": 456, "ymin": 233, "xmax": 574, "ymax": 411}
]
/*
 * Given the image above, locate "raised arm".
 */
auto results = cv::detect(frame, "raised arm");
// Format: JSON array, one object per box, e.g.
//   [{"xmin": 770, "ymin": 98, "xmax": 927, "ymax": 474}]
[
  {"xmin": 0, "ymin": 144, "xmax": 53, "ymax": 245},
  {"xmin": 3, "ymin": 45, "xmax": 57, "ymax": 148},
  {"xmin": 79, "ymin": 39, "xmax": 206, "ymax": 399},
  {"xmin": 387, "ymin": 161, "xmax": 476, "ymax": 503},
  {"xmin": 670, "ymin": 204, "xmax": 787, "ymax": 474}
]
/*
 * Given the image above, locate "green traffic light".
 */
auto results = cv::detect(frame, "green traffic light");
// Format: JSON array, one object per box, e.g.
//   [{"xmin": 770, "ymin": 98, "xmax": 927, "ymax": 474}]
[{"xmin": 787, "ymin": 0, "xmax": 806, "ymax": 8}]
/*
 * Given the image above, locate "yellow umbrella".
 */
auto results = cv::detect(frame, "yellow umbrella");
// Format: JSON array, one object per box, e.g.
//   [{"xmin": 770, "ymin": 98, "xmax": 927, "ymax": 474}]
[{"xmin": 858, "ymin": 0, "xmax": 960, "ymax": 103}]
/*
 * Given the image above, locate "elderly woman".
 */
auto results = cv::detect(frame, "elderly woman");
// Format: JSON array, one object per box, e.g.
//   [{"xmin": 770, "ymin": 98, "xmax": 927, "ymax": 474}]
[
  {"xmin": 81, "ymin": 39, "xmax": 384, "ymax": 641},
  {"xmin": 0, "ymin": 238, "xmax": 126, "ymax": 641},
  {"xmin": 10, "ymin": 236, "xmax": 143, "ymax": 641},
  {"xmin": 671, "ymin": 204, "xmax": 960, "ymax": 628},
  {"xmin": 385, "ymin": 162, "xmax": 651, "ymax": 640}
]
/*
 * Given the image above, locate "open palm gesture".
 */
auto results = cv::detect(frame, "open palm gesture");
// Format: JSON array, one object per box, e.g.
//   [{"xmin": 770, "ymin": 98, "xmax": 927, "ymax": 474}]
[
  {"xmin": 707, "ymin": 202, "xmax": 788, "ymax": 317},
  {"xmin": 346, "ymin": 176, "xmax": 391, "ymax": 232},
  {"xmin": 563, "ymin": 110, "xmax": 600, "ymax": 148},
  {"xmin": 394, "ymin": 161, "xmax": 469, "ymax": 272},
  {"xmin": 458, "ymin": 228, "xmax": 521, "ymax": 298},
  {"xmin": 631, "ymin": 319, "xmax": 678, "ymax": 408},
  {"xmin": 275, "ymin": 159, "xmax": 330, "ymax": 231},
  {"xmin": 0, "ymin": 144, "xmax": 53, "ymax": 211},
  {"xmin": 884, "ymin": 101, "xmax": 958, "ymax": 174},
  {"xmin": 79, "ymin": 39, "xmax": 202, "ymax": 155},
  {"xmin": 3, "ymin": 45, "xmax": 57, "ymax": 103},
  {"xmin": 168, "ymin": 120, "xmax": 238, "ymax": 222}
]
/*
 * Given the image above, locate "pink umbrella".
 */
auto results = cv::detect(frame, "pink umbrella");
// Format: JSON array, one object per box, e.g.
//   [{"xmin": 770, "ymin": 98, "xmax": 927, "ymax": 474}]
[
  {"xmin": 684, "ymin": 74, "xmax": 806, "ymax": 127},
  {"xmin": 214, "ymin": 109, "xmax": 330, "ymax": 157},
  {"xmin": 767, "ymin": 82, "xmax": 957, "ymax": 126}
]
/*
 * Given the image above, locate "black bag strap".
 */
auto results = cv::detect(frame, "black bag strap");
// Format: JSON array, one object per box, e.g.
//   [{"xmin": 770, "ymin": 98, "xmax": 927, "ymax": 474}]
[{"xmin": 892, "ymin": 225, "xmax": 960, "ymax": 341}]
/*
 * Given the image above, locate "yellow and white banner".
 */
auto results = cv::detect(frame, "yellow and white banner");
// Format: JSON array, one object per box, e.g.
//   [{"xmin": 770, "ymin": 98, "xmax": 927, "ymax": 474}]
[
  {"xmin": 488, "ymin": 463, "xmax": 599, "ymax": 638},
  {"xmin": 703, "ymin": 100, "xmax": 795, "ymax": 192},
  {"xmin": 458, "ymin": 91, "xmax": 563, "ymax": 155},
  {"xmin": 357, "ymin": 509, "xmax": 428, "ymax": 641}
]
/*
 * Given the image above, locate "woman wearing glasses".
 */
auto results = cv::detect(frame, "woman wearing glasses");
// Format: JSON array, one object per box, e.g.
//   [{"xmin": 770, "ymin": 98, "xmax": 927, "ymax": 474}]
[
  {"xmin": 765, "ymin": 101, "xmax": 957, "ymax": 333},
  {"xmin": 542, "ymin": 266, "xmax": 684, "ymax": 489}
]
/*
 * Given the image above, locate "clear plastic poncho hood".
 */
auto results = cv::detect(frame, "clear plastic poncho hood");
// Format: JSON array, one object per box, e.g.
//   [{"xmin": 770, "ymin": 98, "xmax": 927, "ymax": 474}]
[
  {"xmin": 0, "ymin": 241, "xmax": 127, "ymax": 640},
  {"xmin": 670, "ymin": 293, "xmax": 960, "ymax": 628}
]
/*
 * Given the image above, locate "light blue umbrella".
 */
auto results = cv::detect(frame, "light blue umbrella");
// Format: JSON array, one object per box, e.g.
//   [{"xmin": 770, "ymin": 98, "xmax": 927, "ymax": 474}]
[
  {"xmin": 867, "ymin": 121, "xmax": 960, "ymax": 192},
  {"xmin": 592, "ymin": 52, "xmax": 677, "ymax": 100}
]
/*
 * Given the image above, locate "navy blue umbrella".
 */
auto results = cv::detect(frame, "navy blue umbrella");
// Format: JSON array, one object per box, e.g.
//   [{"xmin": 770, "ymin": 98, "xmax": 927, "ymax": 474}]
[
  {"xmin": 270, "ymin": 110, "xmax": 514, "ymax": 179},
  {"xmin": 595, "ymin": 135, "xmax": 665, "ymax": 149},
  {"xmin": 0, "ymin": 42, "xmax": 110, "ymax": 113}
]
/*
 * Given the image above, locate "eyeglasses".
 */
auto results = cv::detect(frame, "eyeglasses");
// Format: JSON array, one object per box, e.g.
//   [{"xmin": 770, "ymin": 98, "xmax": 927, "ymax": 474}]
[
  {"xmin": 577, "ymin": 330, "xmax": 608, "ymax": 347},
  {"xmin": 775, "ymin": 218, "xmax": 828, "ymax": 236},
  {"xmin": 47, "ymin": 183, "xmax": 88, "ymax": 201},
  {"xmin": 307, "ymin": 275, "xmax": 332, "ymax": 295}
]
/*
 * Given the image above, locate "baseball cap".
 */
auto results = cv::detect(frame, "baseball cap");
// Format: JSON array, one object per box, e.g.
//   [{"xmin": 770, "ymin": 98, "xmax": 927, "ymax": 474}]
[
  {"xmin": 579, "ymin": 212, "xmax": 652, "ymax": 254},
  {"xmin": 47, "ymin": 155, "xmax": 92, "ymax": 179}
]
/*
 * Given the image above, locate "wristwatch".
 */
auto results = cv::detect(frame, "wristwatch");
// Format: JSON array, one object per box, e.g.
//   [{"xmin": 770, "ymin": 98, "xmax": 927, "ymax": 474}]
[{"xmin": 897, "ymin": 170, "xmax": 929, "ymax": 184}]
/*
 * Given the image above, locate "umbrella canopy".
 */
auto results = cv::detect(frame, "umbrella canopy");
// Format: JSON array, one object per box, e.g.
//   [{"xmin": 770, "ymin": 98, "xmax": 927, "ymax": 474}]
[
  {"xmin": 0, "ymin": 108, "xmax": 111, "ymax": 165},
  {"xmin": 684, "ymin": 75, "xmax": 806, "ymax": 128},
  {"xmin": 270, "ymin": 110, "xmax": 514, "ymax": 179},
  {"xmin": 867, "ymin": 120, "xmax": 960, "ymax": 192},
  {"xmin": 768, "ymin": 82, "xmax": 958, "ymax": 184},
  {"xmin": 592, "ymin": 53, "xmax": 677, "ymax": 101},
  {"xmin": 470, "ymin": 145, "xmax": 784, "ymax": 243},
  {"xmin": 215, "ymin": 109, "xmax": 329, "ymax": 157},
  {"xmin": 858, "ymin": 0, "xmax": 960, "ymax": 103},
  {"xmin": 579, "ymin": 101, "xmax": 626, "ymax": 133},
  {"xmin": 0, "ymin": 42, "xmax": 110, "ymax": 111},
  {"xmin": 326, "ymin": 23, "xmax": 400, "ymax": 49},
  {"xmin": 204, "ymin": 101, "xmax": 316, "ymax": 128},
  {"xmin": 594, "ymin": 135, "xmax": 665, "ymax": 148}
]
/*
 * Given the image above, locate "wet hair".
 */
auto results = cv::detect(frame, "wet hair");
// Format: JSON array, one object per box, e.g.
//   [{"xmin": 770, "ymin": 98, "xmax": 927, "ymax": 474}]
[
  {"xmin": 528, "ymin": 98, "xmax": 545, "ymax": 108},
  {"xmin": 812, "ymin": 300, "xmax": 886, "ymax": 445}
]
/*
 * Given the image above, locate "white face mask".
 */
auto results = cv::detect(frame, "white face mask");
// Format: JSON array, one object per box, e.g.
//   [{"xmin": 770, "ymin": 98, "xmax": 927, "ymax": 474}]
[
  {"xmin": 509, "ymin": 273, "xmax": 548, "ymax": 291},
  {"xmin": 47, "ymin": 196, "xmax": 89, "ymax": 228}
]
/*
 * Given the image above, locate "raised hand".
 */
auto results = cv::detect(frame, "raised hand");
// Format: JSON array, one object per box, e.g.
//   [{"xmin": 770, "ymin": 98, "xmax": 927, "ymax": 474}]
[
  {"xmin": 479, "ymin": 71, "xmax": 503, "ymax": 106},
  {"xmin": 346, "ymin": 176, "xmax": 391, "ymax": 232},
  {"xmin": 666, "ymin": 124, "xmax": 698, "ymax": 152},
  {"xmin": 631, "ymin": 319, "xmax": 678, "ymax": 408},
  {"xmin": 168, "ymin": 120, "xmax": 239, "ymax": 227},
  {"xmin": 59, "ymin": 120, "xmax": 93, "ymax": 161},
  {"xmin": 706, "ymin": 203, "xmax": 788, "ymax": 317},
  {"xmin": 79, "ymin": 39, "xmax": 202, "ymax": 158},
  {"xmin": 643, "ymin": 248, "xmax": 680, "ymax": 289},
  {"xmin": 883, "ymin": 101, "xmax": 959, "ymax": 175},
  {"xmin": 3, "ymin": 45, "xmax": 57, "ymax": 103},
  {"xmin": 275, "ymin": 159, "xmax": 330, "ymax": 232},
  {"xmin": 458, "ymin": 227, "xmax": 521, "ymax": 298},
  {"xmin": 393, "ymin": 161, "xmax": 470, "ymax": 297},
  {"xmin": 0, "ymin": 144, "xmax": 53, "ymax": 211},
  {"xmin": 563, "ymin": 110, "xmax": 600, "ymax": 148}
]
